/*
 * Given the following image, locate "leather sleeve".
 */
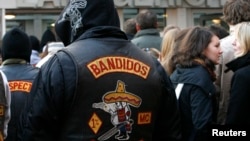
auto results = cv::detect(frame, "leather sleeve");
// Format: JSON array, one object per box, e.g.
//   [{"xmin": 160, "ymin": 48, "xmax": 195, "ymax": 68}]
[
  {"xmin": 153, "ymin": 60, "xmax": 182, "ymax": 141},
  {"xmin": 19, "ymin": 51, "xmax": 77, "ymax": 141}
]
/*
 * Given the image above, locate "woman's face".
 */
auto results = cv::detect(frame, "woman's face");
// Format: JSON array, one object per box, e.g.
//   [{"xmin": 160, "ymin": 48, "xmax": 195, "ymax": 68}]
[
  {"xmin": 232, "ymin": 36, "xmax": 243, "ymax": 57},
  {"xmin": 203, "ymin": 35, "xmax": 222, "ymax": 65}
]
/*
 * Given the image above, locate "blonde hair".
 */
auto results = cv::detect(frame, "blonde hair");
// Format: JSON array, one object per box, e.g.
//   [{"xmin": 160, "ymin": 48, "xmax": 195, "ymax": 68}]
[
  {"xmin": 160, "ymin": 28, "xmax": 180, "ymax": 74},
  {"xmin": 162, "ymin": 25, "xmax": 180, "ymax": 37},
  {"xmin": 234, "ymin": 22, "xmax": 250, "ymax": 57}
]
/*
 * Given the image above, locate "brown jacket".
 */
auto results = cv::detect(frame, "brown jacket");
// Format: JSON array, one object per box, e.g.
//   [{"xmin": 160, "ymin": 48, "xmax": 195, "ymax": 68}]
[{"xmin": 215, "ymin": 33, "xmax": 234, "ymax": 125}]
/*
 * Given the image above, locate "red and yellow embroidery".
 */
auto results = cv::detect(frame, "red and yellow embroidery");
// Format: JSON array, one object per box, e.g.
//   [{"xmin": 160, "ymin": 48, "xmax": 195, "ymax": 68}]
[
  {"xmin": 92, "ymin": 80, "xmax": 142, "ymax": 140},
  {"xmin": 88, "ymin": 113, "xmax": 102, "ymax": 134},
  {"xmin": 87, "ymin": 56, "xmax": 150, "ymax": 79},
  {"xmin": 0, "ymin": 105, "xmax": 4, "ymax": 116},
  {"xmin": 137, "ymin": 112, "xmax": 152, "ymax": 124},
  {"xmin": 9, "ymin": 81, "xmax": 32, "ymax": 93}
]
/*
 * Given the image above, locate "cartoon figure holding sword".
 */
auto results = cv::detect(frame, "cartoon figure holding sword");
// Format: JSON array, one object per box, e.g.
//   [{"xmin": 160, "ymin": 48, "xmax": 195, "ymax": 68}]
[{"xmin": 93, "ymin": 80, "xmax": 142, "ymax": 140}]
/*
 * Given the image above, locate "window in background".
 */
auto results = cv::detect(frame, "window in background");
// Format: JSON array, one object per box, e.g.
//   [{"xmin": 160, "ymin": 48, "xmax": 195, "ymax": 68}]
[
  {"xmin": 194, "ymin": 13, "xmax": 229, "ymax": 31},
  {"xmin": 123, "ymin": 8, "xmax": 166, "ymax": 31}
]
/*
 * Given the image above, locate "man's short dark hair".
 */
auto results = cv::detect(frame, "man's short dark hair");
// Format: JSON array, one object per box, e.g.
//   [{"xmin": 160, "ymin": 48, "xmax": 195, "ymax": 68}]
[
  {"xmin": 135, "ymin": 9, "xmax": 157, "ymax": 29},
  {"xmin": 208, "ymin": 24, "xmax": 229, "ymax": 39},
  {"xmin": 123, "ymin": 18, "xmax": 137, "ymax": 34}
]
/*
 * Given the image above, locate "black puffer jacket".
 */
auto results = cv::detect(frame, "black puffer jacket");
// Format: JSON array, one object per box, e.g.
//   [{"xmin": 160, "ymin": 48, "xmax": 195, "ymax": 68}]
[{"xmin": 19, "ymin": 0, "xmax": 182, "ymax": 141}]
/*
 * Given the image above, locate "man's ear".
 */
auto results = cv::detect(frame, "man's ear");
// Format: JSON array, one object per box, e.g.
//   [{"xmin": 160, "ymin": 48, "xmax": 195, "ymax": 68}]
[{"xmin": 136, "ymin": 23, "xmax": 141, "ymax": 31}]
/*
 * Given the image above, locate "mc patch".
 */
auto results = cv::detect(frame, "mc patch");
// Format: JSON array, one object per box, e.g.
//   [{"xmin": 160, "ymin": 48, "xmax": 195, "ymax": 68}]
[{"xmin": 137, "ymin": 112, "xmax": 152, "ymax": 125}]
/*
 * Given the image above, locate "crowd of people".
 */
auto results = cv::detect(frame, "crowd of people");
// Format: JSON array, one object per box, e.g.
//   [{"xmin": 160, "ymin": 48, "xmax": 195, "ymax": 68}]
[{"xmin": 0, "ymin": 0, "xmax": 249, "ymax": 140}]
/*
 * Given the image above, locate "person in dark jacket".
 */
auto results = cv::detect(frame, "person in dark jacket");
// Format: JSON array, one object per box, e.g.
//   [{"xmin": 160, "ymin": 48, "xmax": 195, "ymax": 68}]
[
  {"xmin": 18, "ymin": 0, "xmax": 182, "ymax": 141},
  {"xmin": 0, "ymin": 27, "xmax": 40, "ymax": 141},
  {"xmin": 215, "ymin": 0, "xmax": 250, "ymax": 125},
  {"xmin": 40, "ymin": 28, "xmax": 56, "ymax": 52},
  {"xmin": 225, "ymin": 22, "xmax": 250, "ymax": 127},
  {"xmin": 29, "ymin": 35, "xmax": 41, "ymax": 66},
  {"xmin": 170, "ymin": 26, "xmax": 222, "ymax": 141},
  {"xmin": 131, "ymin": 9, "xmax": 162, "ymax": 51}
]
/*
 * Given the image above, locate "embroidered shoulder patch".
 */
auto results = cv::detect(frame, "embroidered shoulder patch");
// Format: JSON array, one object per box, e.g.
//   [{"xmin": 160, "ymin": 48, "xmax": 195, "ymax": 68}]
[{"xmin": 9, "ymin": 81, "xmax": 32, "ymax": 93}]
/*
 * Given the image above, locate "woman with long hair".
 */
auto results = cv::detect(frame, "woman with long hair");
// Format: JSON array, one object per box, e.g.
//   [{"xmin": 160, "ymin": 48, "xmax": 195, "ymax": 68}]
[{"xmin": 170, "ymin": 26, "xmax": 222, "ymax": 141}]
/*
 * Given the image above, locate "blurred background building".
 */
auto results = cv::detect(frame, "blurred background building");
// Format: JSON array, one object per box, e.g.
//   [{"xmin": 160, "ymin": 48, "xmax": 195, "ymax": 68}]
[{"xmin": 0, "ymin": 0, "xmax": 228, "ymax": 39}]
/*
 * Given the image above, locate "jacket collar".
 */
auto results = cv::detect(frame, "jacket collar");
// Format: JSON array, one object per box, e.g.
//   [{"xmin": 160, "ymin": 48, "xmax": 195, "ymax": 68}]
[
  {"xmin": 134, "ymin": 28, "xmax": 160, "ymax": 38},
  {"xmin": 75, "ymin": 26, "xmax": 128, "ymax": 41},
  {"xmin": 225, "ymin": 52, "xmax": 250, "ymax": 72},
  {"xmin": 1, "ymin": 59, "xmax": 28, "ymax": 66},
  {"xmin": 171, "ymin": 65, "xmax": 215, "ymax": 94}
]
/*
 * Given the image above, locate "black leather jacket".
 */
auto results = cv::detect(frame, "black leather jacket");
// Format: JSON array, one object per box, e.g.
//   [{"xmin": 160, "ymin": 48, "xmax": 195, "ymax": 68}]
[
  {"xmin": 19, "ymin": 26, "xmax": 182, "ymax": 141},
  {"xmin": 0, "ymin": 59, "xmax": 40, "ymax": 141},
  {"xmin": 19, "ymin": 0, "xmax": 181, "ymax": 140}
]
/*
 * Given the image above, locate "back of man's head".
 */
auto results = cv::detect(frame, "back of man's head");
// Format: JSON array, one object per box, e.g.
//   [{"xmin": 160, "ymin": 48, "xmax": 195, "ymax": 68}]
[
  {"xmin": 1, "ymin": 27, "xmax": 31, "ymax": 62},
  {"xmin": 135, "ymin": 9, "xmax": 157, "ymax": 30},
  {"xmin": 123, "ymin": 18, "xmax": 137, "ymax": 34},
  {"xmin": 29, "ymin": 35, "xmax": 40, "ymax": 52},
  {"xmin": 222, "ymin": 0, "xmax": 250, "ymax": 25},
  {"xmin": 208, "ymin": 24, "xmax": 229, "ymax": 39}
]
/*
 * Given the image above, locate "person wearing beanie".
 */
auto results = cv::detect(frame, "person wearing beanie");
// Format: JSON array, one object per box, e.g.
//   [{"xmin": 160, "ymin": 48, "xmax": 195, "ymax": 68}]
[
  {"xmin": 19, "ymin": 0, "xmax": 182, "ymax": 141},
  {"xmin": 29, "ymin": 35, "xmax": 41, "ymax": 66},
  {"xmin": 1, "ymin": 28, "xmax": 31, "ymax": 63},
  {"xmin": 40, "ymin": 28, "xmax": 56, "ymax": 52},
  {"xmin": 0, "ymin": 27, "xmax": 40, "ymax": 141}
]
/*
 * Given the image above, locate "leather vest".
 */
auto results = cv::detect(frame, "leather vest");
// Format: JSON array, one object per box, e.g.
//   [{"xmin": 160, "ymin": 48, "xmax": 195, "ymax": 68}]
[
  {"xmin": 56, "ymin": 38, "xmax": 169, "ymax": 140},
  {"xmin": 1, "ymin": 63, "xmax": 40, "ymax": 141}
]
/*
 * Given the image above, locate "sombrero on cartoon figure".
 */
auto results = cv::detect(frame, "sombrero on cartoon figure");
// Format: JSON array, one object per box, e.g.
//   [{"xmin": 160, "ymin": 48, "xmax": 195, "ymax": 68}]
[{"xmin": 103, "ymin": 80, "xmax": 142, "ymax": 107}]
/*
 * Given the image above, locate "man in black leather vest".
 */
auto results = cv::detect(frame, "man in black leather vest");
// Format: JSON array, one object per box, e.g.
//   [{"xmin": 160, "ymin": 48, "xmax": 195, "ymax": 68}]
[
  {"xmin": 19, "ymin": 0, "xmax": 182, "ymax": 141},
  {"xmin": 0, "ymin": 27, "xmax": 40, "ymax": 141}
]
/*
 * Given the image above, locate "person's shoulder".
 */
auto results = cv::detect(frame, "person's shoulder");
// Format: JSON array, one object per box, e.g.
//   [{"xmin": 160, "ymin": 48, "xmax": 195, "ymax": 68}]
[
  {"xmin": 220, "ymin": 35, "xmax": 234, "ymax": 51},
  {"xmin": 131, "ymin": 37, "xmax": 141, "ymax": 46},
  {"xmin": 172, "ymin": 65, "xmax": 212, "ymax": 82},
  {"xmin": 234, "ymin": 62, "xmax": 250, "ymax": 76},
  {"xmin": 0, "ymin": 70, "xmax": 7, "ymax": 82},
  {"xmin": 0, "ymin": 70, "xmax": 10, "ymax": 99},
  {"xmin": 220, "ymin": 35, "xmax": 233, "ymax": 45}
]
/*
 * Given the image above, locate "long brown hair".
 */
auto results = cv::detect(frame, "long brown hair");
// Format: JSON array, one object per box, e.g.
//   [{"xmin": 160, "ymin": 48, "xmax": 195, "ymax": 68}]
[{"xmin": 170, "ymin": 26, "xmax": 217, "ymax": 81}]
